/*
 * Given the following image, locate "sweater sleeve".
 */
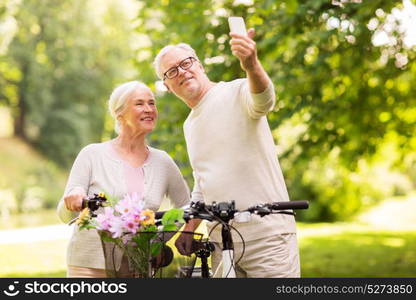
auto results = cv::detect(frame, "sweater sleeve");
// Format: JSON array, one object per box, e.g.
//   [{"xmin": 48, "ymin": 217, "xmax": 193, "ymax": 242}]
[
  {"xmin": 166, "ymin": 155, "xmax": 191, "ymax": 208},
  {"xmin": 190, "ymin": 171, "xmax": 204, "ymax": 203},
  {"xmin": 56, "ymin": 145, "xmax": 93, "ymax": 223},
  {"xmin": 241, "ymin": 79, "xmax": 276, "ymax": 119}
]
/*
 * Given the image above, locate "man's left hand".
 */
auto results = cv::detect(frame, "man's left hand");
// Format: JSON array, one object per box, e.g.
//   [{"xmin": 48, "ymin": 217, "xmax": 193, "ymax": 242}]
[{"xmin": 175, "ymin": 231, "xmax": 194, "ymax": 256}]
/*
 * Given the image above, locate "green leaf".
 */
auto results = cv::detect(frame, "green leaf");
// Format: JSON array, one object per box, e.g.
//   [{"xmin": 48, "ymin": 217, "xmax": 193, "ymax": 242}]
[
  {"xmin": 132, "ymin": 234, "xmax": 149, "ymax": 250},
  {"xmin": 161, "ymin": 208, "xmax": 184, "ymax": 226},
  {"xmin": 100, "ymin": 233, "xmax": 116, "ymax": 243},
  {"xmin": 150, "ymin": 242, "xmax": 163, "ymax": 256},
  {"xmin": 162, "ymin": 224, "xmax": 178, "ymax": 232},
  {"xmin": 143, "ymin": 225, "xmax": 157, "ymax": 232},
  {"xmin": 132, "ymin": 231, "xmax": 157, "ymax": 250},
  {"xmin": 78, "ymin": 223, "xmax": 96, "ymax": 231}
]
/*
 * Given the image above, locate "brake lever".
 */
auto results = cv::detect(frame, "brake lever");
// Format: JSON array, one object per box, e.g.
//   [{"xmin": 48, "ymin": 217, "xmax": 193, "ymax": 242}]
[{"xmin": 68, "ymin": 216, "xmax": 78, "ymax": 226}]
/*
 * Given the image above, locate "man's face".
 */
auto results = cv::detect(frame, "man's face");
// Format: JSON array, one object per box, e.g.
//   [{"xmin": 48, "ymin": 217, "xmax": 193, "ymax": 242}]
[{"xmin": 160, "ymin": 48, "xmax": 207, "ymax": 103}]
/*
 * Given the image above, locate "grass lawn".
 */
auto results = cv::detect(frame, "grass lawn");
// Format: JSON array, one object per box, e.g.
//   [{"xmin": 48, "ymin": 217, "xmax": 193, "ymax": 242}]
[
  {"xmin": 300, "ymin": 229, "xmax": 416, "ymax": 277},
  {"xmin": 0, "ymin": 240, "xmax": 67, "ymax": 278},
  {"xmin": 0, "ymin": 209, "xmax": 62, "ymax": 230}
]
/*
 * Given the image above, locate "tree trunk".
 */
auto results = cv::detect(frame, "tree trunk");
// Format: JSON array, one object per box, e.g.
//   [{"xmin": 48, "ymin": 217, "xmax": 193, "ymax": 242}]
[{"xmin": 13, "ymin": 63, "xmax": 29, "ymax": 141}]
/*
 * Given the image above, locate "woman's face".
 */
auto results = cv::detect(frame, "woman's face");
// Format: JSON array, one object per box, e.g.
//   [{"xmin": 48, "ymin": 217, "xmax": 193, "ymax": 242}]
[{"xmin": 120, "ymin": 87, "xmax": 158, "ymax": 134}]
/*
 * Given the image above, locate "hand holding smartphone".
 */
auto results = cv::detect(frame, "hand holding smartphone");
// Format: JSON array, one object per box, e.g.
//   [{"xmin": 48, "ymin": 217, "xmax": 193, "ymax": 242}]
[{"xmin": 228, "ymin": 16, "xmax": 247, "ymax": 36}]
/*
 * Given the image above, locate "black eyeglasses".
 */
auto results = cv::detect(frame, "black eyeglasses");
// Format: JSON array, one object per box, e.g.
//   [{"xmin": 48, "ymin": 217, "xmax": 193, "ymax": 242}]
[{"xmin": 163, "ymin": 57, "xmax": 197, "ymax": 80}]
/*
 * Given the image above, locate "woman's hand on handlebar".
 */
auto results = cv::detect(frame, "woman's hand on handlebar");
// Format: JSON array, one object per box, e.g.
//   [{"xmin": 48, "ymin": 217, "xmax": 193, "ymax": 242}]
[{"xmin": 64, "ymin": 188, "xmax": 86, "ymax": 212}]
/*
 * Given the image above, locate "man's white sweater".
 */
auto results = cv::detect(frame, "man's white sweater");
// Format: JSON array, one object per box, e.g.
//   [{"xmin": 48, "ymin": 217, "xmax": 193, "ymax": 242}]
[{"xmin": 184, "ymin": 79, "xmax": 296, "ymax": 242}]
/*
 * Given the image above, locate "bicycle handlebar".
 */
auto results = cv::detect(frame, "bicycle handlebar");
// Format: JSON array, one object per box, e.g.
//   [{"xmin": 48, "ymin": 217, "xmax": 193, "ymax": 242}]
[
  {"xmin": 81, "ymin": 193, "xmax": 107, "ymax": 211},
  {"xmin": 155, "ymin": 200, "xmax": 309, "ymax": 223},
  {"xmin": 78, "ymin": 195, "xmax": 309, "ymax": 224},
  {"xmin": 67, "ymin": 193, "xmax": 108, "ymax": 225}
]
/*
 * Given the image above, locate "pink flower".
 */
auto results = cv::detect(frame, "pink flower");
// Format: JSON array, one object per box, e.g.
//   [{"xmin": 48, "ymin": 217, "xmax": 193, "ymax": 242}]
[
  {"xmin": 121, "ymin": 234, "xmax": 133, "ymax": 245},
  {"xmin": 115, "ymin": 192, "xmax": 144, "ymax": 217},
  {"xmin": 109, "ymin": 217, "xmax": 125, "ymax": 238},
  {"xmin": 122, "ymin": 213, "xmax": 140, "ymax": 234},
  {"xmin": 92, "ymin": 192, "xmax": 148, "ymax": 239}
]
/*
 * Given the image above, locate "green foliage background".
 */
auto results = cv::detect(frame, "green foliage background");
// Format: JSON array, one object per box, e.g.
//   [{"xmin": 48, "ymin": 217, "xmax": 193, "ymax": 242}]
[
  {"xmin": 0, "ymin": 0, "xmax": 136, "ymax": 212},
  {"xmin": 1, "ymin": 0, "xmax": 135, "ymax": 166}
]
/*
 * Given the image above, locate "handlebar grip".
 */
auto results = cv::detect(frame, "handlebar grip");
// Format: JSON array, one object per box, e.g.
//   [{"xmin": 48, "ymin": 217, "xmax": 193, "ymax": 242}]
[
  {"xmin": 81, "ymin": 198, "xmax": 89, "ymax": 209},
  {"xmin": 270, "ymin": 200, "xmax": 309, "ymax": 210}
]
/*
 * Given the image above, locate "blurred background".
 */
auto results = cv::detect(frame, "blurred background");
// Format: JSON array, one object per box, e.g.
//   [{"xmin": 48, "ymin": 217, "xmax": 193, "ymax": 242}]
[{"xmin": 0, "ymin": 0, "xmax": 415, "ymax": 277}]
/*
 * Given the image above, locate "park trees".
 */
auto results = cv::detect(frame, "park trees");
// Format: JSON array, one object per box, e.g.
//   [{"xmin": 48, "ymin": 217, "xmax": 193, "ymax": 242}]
[{"xmin": 134, "ymin": 0, "xmax": 415, "ymax": 221}]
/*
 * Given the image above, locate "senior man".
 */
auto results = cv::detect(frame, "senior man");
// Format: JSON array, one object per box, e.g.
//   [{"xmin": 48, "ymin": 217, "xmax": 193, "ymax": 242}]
[{"xmin": 153, "ymin": 28, "xmax": 300, "ymax": 278}]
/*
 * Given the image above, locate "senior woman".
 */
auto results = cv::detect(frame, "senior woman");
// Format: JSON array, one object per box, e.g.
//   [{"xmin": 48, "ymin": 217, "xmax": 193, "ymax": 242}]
[{"xmin": 57, "ymin": 81, "xmax": 191, "ymax": 277}]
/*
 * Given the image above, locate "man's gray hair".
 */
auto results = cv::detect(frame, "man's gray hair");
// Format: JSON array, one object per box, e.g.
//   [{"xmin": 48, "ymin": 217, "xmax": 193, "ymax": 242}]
[
  {"xmin": 108, "ymin": 80, "xmax": 150, "ymax": 134},
  {"xmin": 153, "ymin": 43, "xmax": 199, "ymax": 79}
]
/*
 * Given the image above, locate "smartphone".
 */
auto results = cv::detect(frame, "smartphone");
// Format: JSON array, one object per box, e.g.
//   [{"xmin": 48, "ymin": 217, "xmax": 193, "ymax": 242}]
[{"xmin": 228, "ymin": 16, "xmax": 247, "ymax": 36}]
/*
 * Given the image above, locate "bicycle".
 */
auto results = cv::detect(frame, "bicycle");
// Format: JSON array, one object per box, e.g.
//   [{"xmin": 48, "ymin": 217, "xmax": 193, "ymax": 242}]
[
  {"xmin": 157, "ymin": 199, "xmax": 309, "ymax": 278},
  {"xmin": 70, "ymin": 195, "xmax": 308, "ymax": 278}
]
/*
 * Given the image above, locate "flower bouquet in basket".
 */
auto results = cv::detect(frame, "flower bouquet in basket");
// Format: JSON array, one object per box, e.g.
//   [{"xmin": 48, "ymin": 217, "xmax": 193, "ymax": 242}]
[{"xmin": 76, "ymin": 193, "xmax": 184, "ymax": 278}]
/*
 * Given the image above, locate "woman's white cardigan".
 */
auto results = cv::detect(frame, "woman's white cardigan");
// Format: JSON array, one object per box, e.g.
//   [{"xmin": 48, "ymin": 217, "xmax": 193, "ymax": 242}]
[{"xmin": 57, "ymin": 141, "xmax": 190, "ymax": 269}]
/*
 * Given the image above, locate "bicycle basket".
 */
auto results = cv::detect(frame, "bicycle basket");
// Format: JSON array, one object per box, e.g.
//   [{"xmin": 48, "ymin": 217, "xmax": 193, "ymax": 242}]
[{"xmin": 100, "ymin": 230, "xmax": 203, "ymax": 278}]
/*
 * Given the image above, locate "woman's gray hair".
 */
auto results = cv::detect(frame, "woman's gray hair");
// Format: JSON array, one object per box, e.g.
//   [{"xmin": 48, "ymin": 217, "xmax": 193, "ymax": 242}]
[
  {"xmin": 153, "ymin": 43, "xmax": 199, "ymax": 79},
  {"xmin": 108, "ymin": 81, "xmax": 150, "ymax": 134}
]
